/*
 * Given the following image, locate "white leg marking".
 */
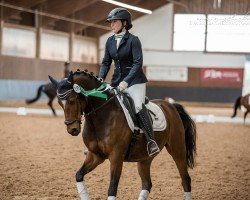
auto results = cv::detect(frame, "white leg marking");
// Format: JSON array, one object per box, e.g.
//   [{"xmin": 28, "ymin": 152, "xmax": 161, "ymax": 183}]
[
  {"xmin": 138, "ymin": 190, "xmax": 149, "ymax": 200},
  {"xmin": 76, "ymin": 181, "xmax": 90, "ymax": 200},
  {"xmin": 184, "ymin": 192, "xmax": 192, "ymax": 200},
  {"xmin": 107, "ymin": 196, "xmax": 116, "ymax": 200}
]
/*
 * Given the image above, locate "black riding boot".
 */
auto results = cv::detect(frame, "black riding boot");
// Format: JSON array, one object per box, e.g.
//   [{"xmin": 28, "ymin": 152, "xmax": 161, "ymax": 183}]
[{"xmin": 137, "ymin": 105, "xmax": 160, "ymax": 157}]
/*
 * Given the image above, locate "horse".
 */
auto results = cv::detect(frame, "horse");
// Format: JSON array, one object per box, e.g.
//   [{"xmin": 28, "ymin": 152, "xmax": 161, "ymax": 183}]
[
  {"xmin": 26, "ymin": 62, "xmax": 70, "ymax": 116},
  {"xmin": 231, "ymin": 93, "xmax": 250, "ymax": 123},
  {"xmin": 25, "ymin": 82, "xmax": 61, "ymax": 116},
  {"xmin": 49, "ymin": 70, "xmax": 197, "ymax": 200}
]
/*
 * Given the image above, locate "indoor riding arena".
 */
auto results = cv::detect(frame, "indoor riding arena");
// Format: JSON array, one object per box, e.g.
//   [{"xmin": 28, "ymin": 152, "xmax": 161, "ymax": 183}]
[{"xmin": 0, "ymin": 1, "xmax": 249, "ymax": 200}]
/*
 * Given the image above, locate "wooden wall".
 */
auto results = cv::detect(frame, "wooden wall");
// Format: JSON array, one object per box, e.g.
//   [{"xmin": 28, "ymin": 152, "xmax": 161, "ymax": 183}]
[{"xmin": 0, "ymin": 55, "xmax": 99, "ymax": 81}]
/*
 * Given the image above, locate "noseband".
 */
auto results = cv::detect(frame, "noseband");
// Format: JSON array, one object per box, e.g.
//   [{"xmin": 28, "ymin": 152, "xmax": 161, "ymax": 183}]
[{"xmin": 64, "ymin": 118, "xmax": 82, "ymax": 126}]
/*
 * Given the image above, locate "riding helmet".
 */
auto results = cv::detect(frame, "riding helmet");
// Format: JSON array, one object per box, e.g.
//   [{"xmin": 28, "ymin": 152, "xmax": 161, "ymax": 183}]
[{"xmin": 106, "ymin": 7, "xmax": 132, "ymax": 30}]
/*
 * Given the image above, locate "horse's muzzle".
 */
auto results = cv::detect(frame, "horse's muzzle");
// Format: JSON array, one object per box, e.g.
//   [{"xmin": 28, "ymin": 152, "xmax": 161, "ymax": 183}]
[
  {"xmin": 66, "ymin": 123, "xmax": 81, "ymax": 136},
  {"xmin": 64, "ymin": 119, "xmax": 81, "ymax": 136},
  {"xmin": 70, "ymin": 128, "xmax": 80, "ymax": 136}
]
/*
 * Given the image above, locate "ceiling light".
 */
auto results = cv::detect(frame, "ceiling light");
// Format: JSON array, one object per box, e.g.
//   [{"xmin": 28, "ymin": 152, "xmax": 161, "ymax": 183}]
[{"xmin": 102, "ymin": 0, "xmax": 152, "ymax": 14}]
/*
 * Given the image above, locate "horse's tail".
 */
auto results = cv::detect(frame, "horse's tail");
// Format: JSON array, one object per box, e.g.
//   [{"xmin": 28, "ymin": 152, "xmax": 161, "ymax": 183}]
[
  {"xmin": 26, "ymin": 85, "xmax": 44, "ymax": 104},
  {"xmin": 174, "ymin": 103, "xmax": 197, "ymax": 169},
  {"xmin": 231, "ymin": 96, "xmax": 241, "ymax": 118}
]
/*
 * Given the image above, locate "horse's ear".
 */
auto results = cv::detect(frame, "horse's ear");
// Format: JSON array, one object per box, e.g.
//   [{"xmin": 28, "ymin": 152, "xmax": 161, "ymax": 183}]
[
  {"xmin": 48, "ymin": 75, "xmax": 59, "ymax": 88},
  {"xmin": 68, "ymin": 71, "xmax": 74, "ymax": 83}
]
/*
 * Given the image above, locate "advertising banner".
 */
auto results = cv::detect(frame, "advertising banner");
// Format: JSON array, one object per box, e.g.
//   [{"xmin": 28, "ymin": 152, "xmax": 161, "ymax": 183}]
[
  {"xmin": 200, "ymin": 68, "xmax": 243, "ymax": 83},
  {"xmin": 146, "ymin": 66, "xmax": 188, "ymax": 82}
]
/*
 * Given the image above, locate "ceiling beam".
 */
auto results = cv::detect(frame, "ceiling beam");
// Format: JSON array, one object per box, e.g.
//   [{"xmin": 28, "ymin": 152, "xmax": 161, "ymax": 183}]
[
  {"xmin": 41, "ymin": 0, "xmax": 99, "ymax": 28},
  {"xmin": 2, "ymin": 0, "xmax": 47, "ymax": 21},
  {"xmin": 54, "ymin": 0, "xmax": 146, "ymax": 33}
]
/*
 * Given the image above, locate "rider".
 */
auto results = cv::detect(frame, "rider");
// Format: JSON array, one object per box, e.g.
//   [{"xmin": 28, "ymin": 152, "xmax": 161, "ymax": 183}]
[
  {"xmin": 98, "ymin": 7, "xmax": 160, "ymax": 157},
  {"xmin": 64, "ymin": 61, "xmax": 70, "ymax": 78}
]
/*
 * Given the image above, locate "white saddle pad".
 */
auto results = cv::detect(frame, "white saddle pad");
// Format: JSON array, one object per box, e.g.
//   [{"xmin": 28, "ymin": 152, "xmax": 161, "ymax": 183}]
[
  {"xmin": 116, "ymin": 94, "xmax": 167, "ymax": 133},
  {"xmin": 248, "ymin": 96, "xmax": 250, "ymax": 106}
]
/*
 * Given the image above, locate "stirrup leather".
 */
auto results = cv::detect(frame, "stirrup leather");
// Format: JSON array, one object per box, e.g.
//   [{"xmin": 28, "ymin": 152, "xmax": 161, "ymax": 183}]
[{"xmin": 147, "ymin": 139, "xmax": 160, "ymax": 157}]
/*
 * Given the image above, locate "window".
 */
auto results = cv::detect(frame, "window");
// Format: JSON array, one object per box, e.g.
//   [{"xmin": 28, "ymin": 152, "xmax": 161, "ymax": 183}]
[
  {"xmin": 72, "ymin": 37, "xmax": 98, "ymax": 63},
  {"xmin": 173, "ymin": 14, "xmax": 206, "ymax": 51},
  {"xmin": 173, "ymin": 14, "xmax": 250, "ymax": 53},
  {"xmin": 207, "ymin": 14, "xmax": 250, "ymax": 52},
  {"xmin": 2, "ymin": 26, "xmax": 36, "ymax": 58},
  {"xmin": 40, "ymin": 31, "xmax": 69, "ymax": 61}
]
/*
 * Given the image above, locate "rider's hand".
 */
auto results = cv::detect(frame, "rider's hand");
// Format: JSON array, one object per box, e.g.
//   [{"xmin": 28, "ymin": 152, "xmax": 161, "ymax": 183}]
[{"xmin": 118, "ymin": 81, "xmax": 128, "ymax": 91}]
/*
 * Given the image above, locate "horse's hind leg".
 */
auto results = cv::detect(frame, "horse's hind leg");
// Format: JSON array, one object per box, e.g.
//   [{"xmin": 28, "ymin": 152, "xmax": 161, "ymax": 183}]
[
  {"xmin": 137, "ymin": 159, "xmax": 153, "ymax": 200},
  {"xmin": 166, "ymin": 146, "xmax": 192, "ymax": 200},
  {"xmin": 76, "ymin": 152, "xmax": 104, "ymax": 199}
]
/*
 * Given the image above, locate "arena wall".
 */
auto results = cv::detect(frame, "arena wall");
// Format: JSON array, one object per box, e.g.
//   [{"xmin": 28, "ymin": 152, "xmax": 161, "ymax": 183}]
[{"xmin": 0, "ymin": 55, "xmax": 99, "ymax": 100}]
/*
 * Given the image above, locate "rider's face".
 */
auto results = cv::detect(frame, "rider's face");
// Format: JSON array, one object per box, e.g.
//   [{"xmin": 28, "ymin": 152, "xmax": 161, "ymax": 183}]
[{"xmin": 110, "ymin": 20, "xmax": 123, "ymax": 34}]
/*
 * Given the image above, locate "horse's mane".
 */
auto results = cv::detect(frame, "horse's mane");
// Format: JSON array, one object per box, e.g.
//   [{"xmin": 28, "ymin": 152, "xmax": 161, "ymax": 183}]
[{"xmin": 73, "ymin": 69, "xmax": 102, "ymax": 84}]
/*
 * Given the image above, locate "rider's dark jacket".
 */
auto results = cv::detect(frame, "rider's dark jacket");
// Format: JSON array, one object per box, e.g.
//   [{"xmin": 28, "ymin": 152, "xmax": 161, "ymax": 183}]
[{"xmin": 99, "ymin": 31, "xmax": 147, "ymax": 87}]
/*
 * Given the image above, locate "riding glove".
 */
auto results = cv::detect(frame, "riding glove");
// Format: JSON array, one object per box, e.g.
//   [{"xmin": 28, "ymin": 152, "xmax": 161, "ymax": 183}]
[{"xmin": 118, "ymin": 81, "xmax": 128, "ymax": 91}]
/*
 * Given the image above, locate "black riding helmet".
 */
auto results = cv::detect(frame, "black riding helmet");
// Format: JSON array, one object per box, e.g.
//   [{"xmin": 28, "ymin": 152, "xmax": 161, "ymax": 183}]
[{"xmin": 106, "ymin": 7, "xmax": 132, "ymax": 30}]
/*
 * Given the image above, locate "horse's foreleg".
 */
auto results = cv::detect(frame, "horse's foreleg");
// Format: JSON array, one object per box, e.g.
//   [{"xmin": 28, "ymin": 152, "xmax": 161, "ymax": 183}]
[
  {"xmin": 137, "ymin": 159, "xmax": 153, "ymax": 200},
  {"xmin": 76, "ymin": 152, "xmax": 104, "ymax": 200},
  {"xmin": 107, "ymin": 156, "xmax": 124, "ymax": 200}
]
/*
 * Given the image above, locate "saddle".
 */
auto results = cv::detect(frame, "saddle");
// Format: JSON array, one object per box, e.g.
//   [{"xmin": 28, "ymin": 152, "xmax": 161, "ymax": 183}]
[{"xmin": 115, "ymin": 91, "xmax": 167, "ymax": 133}]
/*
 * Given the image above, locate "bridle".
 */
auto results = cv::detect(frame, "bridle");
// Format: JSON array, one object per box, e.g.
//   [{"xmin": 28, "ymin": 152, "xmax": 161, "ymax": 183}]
[
  {"xmin": 84, "ymin": 94, "xmax": 117, "ymax": 116},
  {"xmin": 64, "ymin": 118, "xmax": 82, "ymax": 126},
  {"xmin": 57, "ymin": 83, "xmax": 118, "ymax": 125}
]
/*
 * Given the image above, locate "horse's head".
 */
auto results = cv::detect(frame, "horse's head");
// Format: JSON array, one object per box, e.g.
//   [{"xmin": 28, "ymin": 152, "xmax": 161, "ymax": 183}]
[{"xmin": 49, "ymin": 70, "xmax": 102, "ymax": 136}]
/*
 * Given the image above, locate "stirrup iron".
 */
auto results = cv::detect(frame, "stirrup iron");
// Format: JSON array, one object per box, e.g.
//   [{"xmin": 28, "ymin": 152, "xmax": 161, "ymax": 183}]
[{"xmin": 147, "ymin": 139, "xmax": 160, "ymax": 157}]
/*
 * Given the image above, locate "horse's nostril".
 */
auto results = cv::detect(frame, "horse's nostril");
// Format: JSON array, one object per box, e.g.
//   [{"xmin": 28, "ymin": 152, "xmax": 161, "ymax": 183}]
[{"xmin": 71, "ymin": 128, "xmax": 79, "ymax": 136}]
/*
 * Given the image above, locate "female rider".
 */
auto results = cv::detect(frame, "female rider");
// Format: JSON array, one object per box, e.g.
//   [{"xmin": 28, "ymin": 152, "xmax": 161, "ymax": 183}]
[{"xmin": 99, "ymin": 8, "xmax": 159, "ymax": 157}]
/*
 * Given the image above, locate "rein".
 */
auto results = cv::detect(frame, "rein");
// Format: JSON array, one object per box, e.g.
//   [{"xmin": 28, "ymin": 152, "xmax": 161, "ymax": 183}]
[
  {"xmin": 84, "ymin": 94, "xmax": 117, "ymax": 116},
  {"xmin": 72, "ymin": 83, "xmax": 120, "ymax": 117}
]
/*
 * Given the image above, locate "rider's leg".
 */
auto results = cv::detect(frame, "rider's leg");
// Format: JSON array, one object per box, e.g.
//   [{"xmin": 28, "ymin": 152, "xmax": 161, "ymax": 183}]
[
  {"xmin": 137, "ymin": 104, "xmax": 160, "ymax": 156},
  {"xmin": 124, "ymin": 83, "xmax": 160, "ymax": 157}
]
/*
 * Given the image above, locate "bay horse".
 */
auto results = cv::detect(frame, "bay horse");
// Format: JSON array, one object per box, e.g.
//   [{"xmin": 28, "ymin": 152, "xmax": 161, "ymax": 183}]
[
  {"xmin": 49, "ymin": 70, "xmax": 197, "ymax": 200},
  {"xmin": 231, "ymin": 93, "xmax": 250, "ymax": 123}
]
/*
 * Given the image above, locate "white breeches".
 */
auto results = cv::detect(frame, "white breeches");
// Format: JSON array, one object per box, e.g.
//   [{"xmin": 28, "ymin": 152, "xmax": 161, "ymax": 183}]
[{"xmin": 124, "ymin": 83, "xmax": 146, "ymax": 113}]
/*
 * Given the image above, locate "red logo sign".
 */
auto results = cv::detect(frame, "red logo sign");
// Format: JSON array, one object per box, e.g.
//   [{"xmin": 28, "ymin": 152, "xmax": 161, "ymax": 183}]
[{"xmin": 201, "ymin": 68, "xmax": 243, "ymax": 83}]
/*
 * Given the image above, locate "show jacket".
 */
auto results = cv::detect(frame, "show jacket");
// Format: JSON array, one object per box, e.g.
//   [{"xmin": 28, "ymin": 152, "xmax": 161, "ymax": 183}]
[{"xmin": 99, "ymin": 31, "xmax": 147, "ymax": 87}]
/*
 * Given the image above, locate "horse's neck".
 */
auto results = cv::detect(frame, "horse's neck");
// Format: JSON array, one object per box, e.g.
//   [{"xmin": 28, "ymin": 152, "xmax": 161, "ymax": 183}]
[{"xmin": 85, "ymin": 97, "xmax": 118, "ymax": 124}]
